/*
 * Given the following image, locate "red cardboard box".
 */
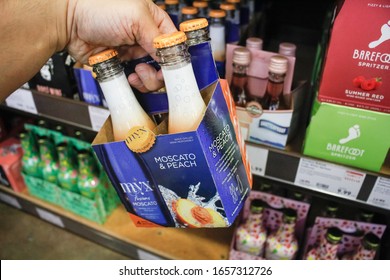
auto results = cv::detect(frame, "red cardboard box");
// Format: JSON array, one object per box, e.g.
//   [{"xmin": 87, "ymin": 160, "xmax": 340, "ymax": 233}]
[
  {"xmin": 0, "ymin": 138, "xmax": 26, "ymax": 192},
  {"xmin": 318, "ymin": 0, "xmax": 390, "ymax": 113}
]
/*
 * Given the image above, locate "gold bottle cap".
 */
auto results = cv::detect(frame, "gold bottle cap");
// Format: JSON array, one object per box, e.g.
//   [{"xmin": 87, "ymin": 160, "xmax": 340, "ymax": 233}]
[
  {"xmin": 209, "ymin": 9, "xmax": 226, "ymax": 18},
  {"xmin": 153, "ymin": 31, "xmax": 187, "ymax": 49},
  {"xmin": 165, "ymin": 0, "xmax": 179, "ymax": 5},
  {"xmin": 220, "ymin": 3, "xmax": 235, "ymax": 11},
  {"xmin": 125, "ymin": 126, "xmax": 156, "ymax": 153},
  {"xmin": 88, "ymin": 49, "xmax": 118, "ymax": 65},
  {"xmin": 182, "ymin": 6, "xmax": 198, "ymax": 15},
  {"xmin": 179, "ymin": 18, "xmax": 209, "ymax": 32},
  {"xmin": 193, "ymin": 1, "xmax": 208, "ymax": 8}
]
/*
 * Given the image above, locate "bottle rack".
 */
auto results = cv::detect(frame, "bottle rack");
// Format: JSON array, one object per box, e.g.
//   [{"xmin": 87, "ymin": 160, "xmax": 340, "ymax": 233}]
[{"xmin": 1, "ymin": 86, "xmax": 390, "ymax": 259}]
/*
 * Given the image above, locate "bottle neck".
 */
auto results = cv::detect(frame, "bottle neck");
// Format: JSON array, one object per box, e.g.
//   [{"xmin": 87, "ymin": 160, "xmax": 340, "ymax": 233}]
[
  {"xmin": 319, "ymin": 238, "xmax": 340, "ymax": 259},
  {"xmin": 93, "ymin": 57, "xmax": 123, "ymax": 83},
  {"xmin": 245, "ymin": 211, "xmax": 263, "ymax": 231},
  {"xmin": 166, "ymin": 4, "xmax": 179, "ymax": 13},
  {"xmin": 185, "ymin": 27, "xmax": 210, "ymax": 46},
  {"xmin": 268, "ymin": 71, "xmax": 286, "ymax": 83},
  {"xmin": 275, "ymin": 221, "xmax": 296, "ymax": 243},
  {"xmin": 233, "ymin": 63, "xmax": 248, "ymax": 75},
  {"xmin": 156, "ymin": 42, "xmax": 191, "ymax": 70},
  {"xmin": 58, "ymin": 149, "xmax": 72, "ymax": 166},
  {"xmin": 21, "ymin": 135, "xmax": 37, "ymax": 155},
  {"xmin": 353, "ymin": 244, "xmax": 377, "ymax": 260},
  {"xmin": 210, "ymin": 17, "xmax": 225, "ymax": 26}
]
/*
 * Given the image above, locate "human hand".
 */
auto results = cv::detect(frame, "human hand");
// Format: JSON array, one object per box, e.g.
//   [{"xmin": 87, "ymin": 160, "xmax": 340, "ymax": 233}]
[{"xmin": 65, "ymin": 0, "xmax": 176, "ymax": 92}]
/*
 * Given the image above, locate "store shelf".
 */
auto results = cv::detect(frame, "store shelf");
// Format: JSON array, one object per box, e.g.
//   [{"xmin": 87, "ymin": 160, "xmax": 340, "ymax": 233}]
[
  {"xmin": 0, "ymin": 185, "xmax": 233, "ymax": 260},
  {"xmin": 1, "ymin": 87, "xmax": 109, "ymax": 133},
  {"xmin": 247, "ymin": 138, "xmax": 390, "ymax": 214}
]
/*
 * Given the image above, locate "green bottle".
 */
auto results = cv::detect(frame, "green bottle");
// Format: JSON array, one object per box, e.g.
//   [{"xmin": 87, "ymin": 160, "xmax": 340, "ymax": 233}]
[
  {"xmin": 37, "ymin": 136, "xmax": 59, "ymax": 183},
  {"xmin": 56, "ymin": 142, "xmax": 79, "ymax": 192},
  {"xmin": 19, "ymin": 130, "xmax": 40, "ymax": 177},
  {"xmin": 77, "ymin": 149, "xmax": 100, "ymax": 199}
]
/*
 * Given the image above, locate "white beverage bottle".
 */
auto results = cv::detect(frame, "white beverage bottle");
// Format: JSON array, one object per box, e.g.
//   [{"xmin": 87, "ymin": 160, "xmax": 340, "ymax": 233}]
[
  {"xmin": 153, "ymin": 31, "xmax": 206, "ymax": 134},
  {"xmin": 209, "ymin": 9, "xmax": 227, "ymax": 77},
  {"xmin": 88, "ymin": 49, "xmax": 156, "ymax": 141}
]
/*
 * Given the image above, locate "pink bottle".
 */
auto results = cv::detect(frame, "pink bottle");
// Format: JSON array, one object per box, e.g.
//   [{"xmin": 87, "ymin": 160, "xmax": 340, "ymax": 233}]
[
  {"xmin": 235, "ymin": 199, "xmax": 267, "ymax": 257},
  {"xmin": 342, "ymin": 232, "xmax": 380, "ymax": 260}
]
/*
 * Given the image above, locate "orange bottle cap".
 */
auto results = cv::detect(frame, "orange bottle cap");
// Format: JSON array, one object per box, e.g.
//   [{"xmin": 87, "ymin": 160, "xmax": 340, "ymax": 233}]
[
  {"xmin": 165, "ymin": 0, "xmax": 179, "ymax": 4},
  {"xmin": 179, "ymin": 18, "xmax": 208, "ymax": 32},
  {"xmin": 193, "ymin": 1, "xmax": 208, "ymax": 8},
  {"xmin": 227, "ymin": 0, "xmax": 241, "ymax": 3},
  {"xmin": 157, "ymin": 3, "xmax": 166, "ymax": 10},
  {"xmin": 209, "ymin": 9, "xmax": 226, "ymax": 18},
  {"xmin": 153, "ymin": 31, "xmax": 187, "ymax": 49},
  {"xmin": 220, "ymin": 3, "xmax": 235, "ymax": 10},
  {"xmin": 182, "ymin": 6, "xmax": 198, "ymax": 15},
  {"xmin": 88, "ymin": 49, "xmax": 118, "ymax": 65}
]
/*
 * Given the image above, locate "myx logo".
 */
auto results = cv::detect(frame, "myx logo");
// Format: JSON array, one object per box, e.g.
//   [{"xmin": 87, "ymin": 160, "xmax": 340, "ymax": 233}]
[
  {"xmin": 369, "ymin": 20, "xmax": 390, "ymax": 49},
  {"xmin": 120, "ymin": 181, "xmax": 153, "ymax": 196},
  {"xmin": 326, "ymin": 125, "xmax": 365, "ymax": 158}
]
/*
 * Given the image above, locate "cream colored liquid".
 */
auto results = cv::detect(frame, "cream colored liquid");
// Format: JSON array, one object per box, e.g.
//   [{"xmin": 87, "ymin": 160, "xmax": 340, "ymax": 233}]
[
  {"xmin": 162, "ymin": 63, "xmax": 206, "ymax": 134},
  {"xmin": 99, "ymin": 72, "xmax": 156, "ymax": 141},
  {"xmin": 210, "ymin": 25, "xmax": 226, "ymax": 62}
]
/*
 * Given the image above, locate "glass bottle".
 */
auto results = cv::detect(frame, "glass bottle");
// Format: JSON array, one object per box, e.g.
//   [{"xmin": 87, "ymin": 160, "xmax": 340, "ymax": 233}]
[
  {"xmin": 260, "ymin": 55, "xmax": 288, "ymax": 110},
  {"xmin": 321, "ymin": 202, "xmax": 339, "ymax": 218},
  {"xmin": 89, "ymin": 49, "xmax": 156, "ymax": 141},
  {"xmin": 220, "ymin": 3, "xmax": 240, "ymax": 43},
  {"xmin": 357, "ymin": 209, "xmax": 375, "ymax": 223},
  {"xmin": 180, "ymin": 6, "xmax": 198, "ymax": 23},
  {"xmin": 342, "ymin": 232, "xmax": 380, "ymax": 260},
  {"xmin": 77, "ymin": 149, "xmax": 101, "ymax": 199},
  {"xmin": 230, "ymin": 47, "xmax": 250, "ymax": 107},
  {"xmin": 153, "ymin": 31, "xmax": 206, "ymax": 134},
  {"xmin": 192, "ymin": 1, "xmax": 209, "ymax": 19},
  {"xmin": 245, "ymin": 37, "xmax": 267, "ymax": 100},
  {"xmin": 19, "ymin": 130, "xmax": 40, "ymax": 178},
  {"xmin": 37, "ymin": 136, "xmax": 59, "ymax": 184},
  {"xmin": 306, "ymin": 227, "xmax": 343, "ymax": 260},
  {"xmin": 264, "ymin": 208, "xmax": 299, "ymax": 260},
  {"xmin": 235, "ymin": 199, "xmax": 267, "ymax": 256},
  {"xmin": 165, "ymin": 0, "xmax": 180, "ymax": 28},
  {"xmin": 179, "ymin": 17, "xmax": 219, "ymax": 89},
  {"xmin": 56, "ymin": 142, "xmax": 79, "ymax": 193},
  {"xmin": 209, "ymin": 9, "xmax": 226, "ymax": 78}
]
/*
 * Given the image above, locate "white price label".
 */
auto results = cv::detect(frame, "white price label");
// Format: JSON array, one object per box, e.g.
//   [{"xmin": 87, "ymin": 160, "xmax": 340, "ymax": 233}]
[
  {"xmin": 247, "ymin": 144, "xmax": 268, "ymax": 176},
  {"xmin": 137, "ymin": 249, "xmax": 163, "ymax": 260},
  {"xmin": 5, "ymin": 88, "xmax": 38, "ymax": 114},
  {"xmin": 88, "ymin": 106, "xmax": 110, "ymax": 132},
  {"xmin": 36, "ymin": 208, "xmax": 64, "ymax": 228},
  {"xmin": 367, "ymin": 177, "xmax": 390, "ymax": 210},
  {"xmin": 0, "ymin": 193, "xmax": 21, "ymax": 209},
  {"xmin": 294, "ymin": 158, "xmax": 365, "ymax": 199}
]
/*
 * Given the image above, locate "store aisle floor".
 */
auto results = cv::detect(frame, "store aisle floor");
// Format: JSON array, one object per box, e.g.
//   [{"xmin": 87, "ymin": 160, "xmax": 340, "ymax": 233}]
[{"xmin": 0, "ymin": 202, "xmax": 130, "ymax": 260}]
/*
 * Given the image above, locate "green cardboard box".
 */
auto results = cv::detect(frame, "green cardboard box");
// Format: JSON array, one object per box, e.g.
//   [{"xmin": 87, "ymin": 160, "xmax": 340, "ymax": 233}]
[{"xmin": 303, "ymin": 98, "xmax": 390, "ymax": 172}]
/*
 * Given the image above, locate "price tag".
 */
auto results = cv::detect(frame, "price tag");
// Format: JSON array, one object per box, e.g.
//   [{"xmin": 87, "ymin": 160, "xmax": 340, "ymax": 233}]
[
  {"xmin": 0, "ymin": 192, "xmax": 21, "ymax": 209},
  {"xmin": 294, "ymin": 158, "xmax": 365, "ymax": 199},
  {"xmin": 366, "ymin": 177, "xmax": 390, "ymax": 210},
  {"xmin": 5, "ymin": 88, "xmax": 38, "ymax": 114},
  {"xmin": 36, "ymin": 208, "xmax": 64, "ymax": 228},
  {"xmin": 88, "ymin": 106, "xmax": 110, "ymax": 132},
  {"xmin": 246, "ymin": 144, "xmax": 268, "ymax": 176},
  {"xmin": 137, "ymin": 249, "xmax": 163, "ymax": 260}
]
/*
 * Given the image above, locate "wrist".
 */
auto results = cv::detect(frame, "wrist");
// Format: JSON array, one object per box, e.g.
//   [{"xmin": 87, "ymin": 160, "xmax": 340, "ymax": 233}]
[{"xmin": 53, "ymin": 0, "xmax": 77, "ymax": 52}]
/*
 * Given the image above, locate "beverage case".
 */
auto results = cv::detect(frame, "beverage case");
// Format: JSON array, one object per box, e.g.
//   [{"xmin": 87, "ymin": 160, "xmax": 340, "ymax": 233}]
[
  {"xmin": 229, "ymin": 190, "xmax": 310, "ymax": 260},
  {"xmin": 225, "ymin": 44, "xmax": 308, "ymax": 149},
  {"xmin": 303, "ymin": 217, "xmax": 386, "ymax": 259},
  {"xmin": 318, "ymin": 0, "xmax": 390, "ymax": 113},
  {"xmin": 92, "ymin": 79, "xmax": 252, "ymax": 228}
]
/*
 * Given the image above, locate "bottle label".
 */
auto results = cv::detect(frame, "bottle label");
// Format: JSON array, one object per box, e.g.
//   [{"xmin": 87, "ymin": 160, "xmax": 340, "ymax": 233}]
[{"xmin": 188, "ymin": 42, "xmax": 219, "ymax": 90}]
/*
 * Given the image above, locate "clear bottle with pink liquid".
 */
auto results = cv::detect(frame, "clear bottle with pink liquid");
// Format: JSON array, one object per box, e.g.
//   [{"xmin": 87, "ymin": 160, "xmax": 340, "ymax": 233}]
[
  {"xmin": 264, "ymin": 208, "xmax": 298, "ymax": 260},
  {"xmin": 235, "ymin": 199, "xmax": 267, "ymax": 257}
]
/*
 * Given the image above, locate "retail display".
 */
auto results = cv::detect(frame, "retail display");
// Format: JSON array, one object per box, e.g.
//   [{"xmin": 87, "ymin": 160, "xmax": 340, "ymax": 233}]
[{"xmin": 1, "ymin": 0, "xmax": 390, "ymax": 260}]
